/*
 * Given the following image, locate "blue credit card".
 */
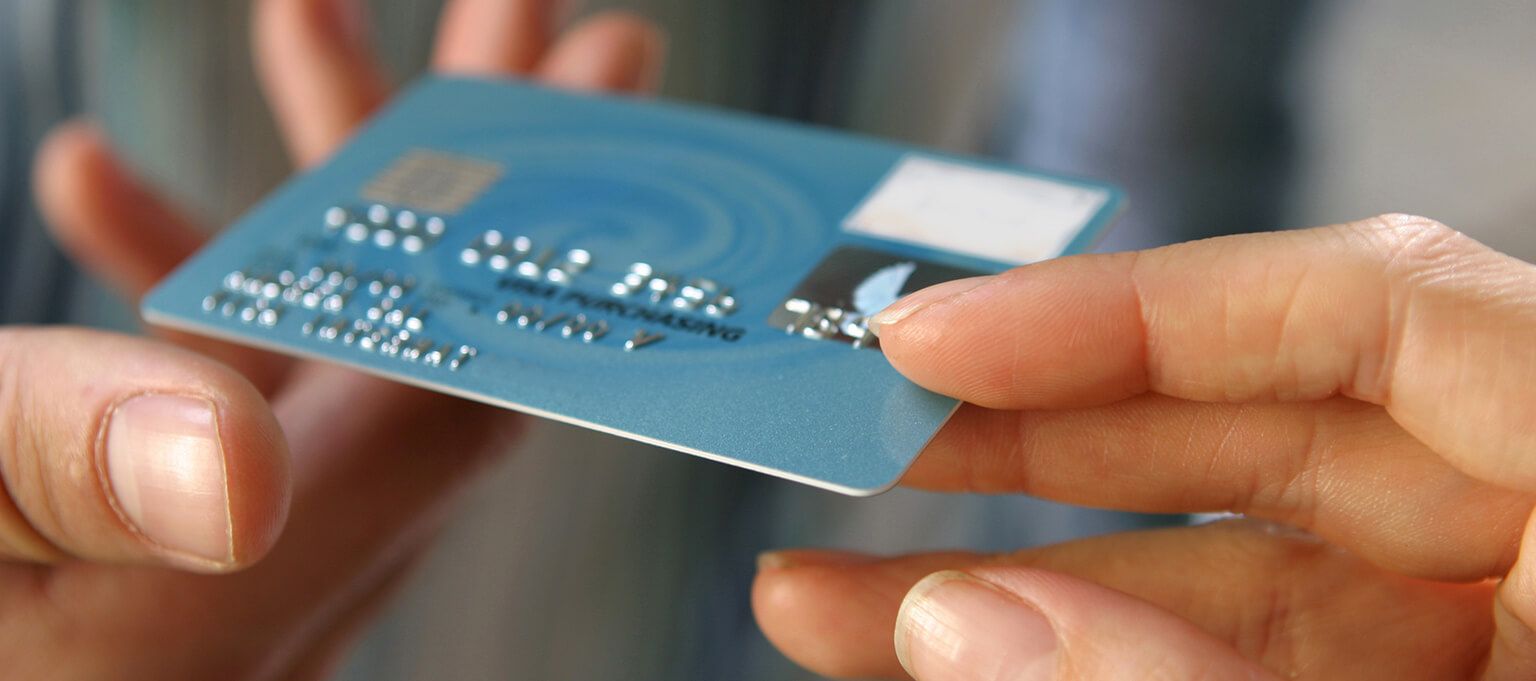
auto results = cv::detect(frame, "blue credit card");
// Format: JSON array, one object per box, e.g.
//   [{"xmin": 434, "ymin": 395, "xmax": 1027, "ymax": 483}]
[{"xmin": 143, "ymin": 77, "xmax": 1121, "ymax": 495}]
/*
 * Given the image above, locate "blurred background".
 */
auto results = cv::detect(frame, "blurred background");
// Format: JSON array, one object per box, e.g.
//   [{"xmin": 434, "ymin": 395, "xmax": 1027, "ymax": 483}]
[{"xmin": 0, "ymin": 1, "xmax": 1531, "ymax": 679}]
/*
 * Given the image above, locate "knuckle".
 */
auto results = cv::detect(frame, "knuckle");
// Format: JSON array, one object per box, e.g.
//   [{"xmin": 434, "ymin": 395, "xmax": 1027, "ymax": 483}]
[
  {"xmin": 1260, "ymin": 411, "xmax": 1328, "ymax": 531},
  {"xmin": 1332, "ymin": 215, "xmax": 1503, "ymax": 403},
  {"xmin": 1220, "ymin": 526, "xmax": 1327, "ymax": 674},
  {"xmin": 1351, "ymin": 212, "xmax": 1460, "ymax": 247},
  {"xmin": 1216, "ymin": 402, "xmax": 1329, "ymax": 530},
  {"xmin": 1342, "ymin": 213, "xmax": 1479, "ymax": 281}
]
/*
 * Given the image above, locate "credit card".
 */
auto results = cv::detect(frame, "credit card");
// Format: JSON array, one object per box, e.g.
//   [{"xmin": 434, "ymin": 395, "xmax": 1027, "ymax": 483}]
[{"xmin": 143, "ymin": 77, "xmax": 1121, "ymax": 495}]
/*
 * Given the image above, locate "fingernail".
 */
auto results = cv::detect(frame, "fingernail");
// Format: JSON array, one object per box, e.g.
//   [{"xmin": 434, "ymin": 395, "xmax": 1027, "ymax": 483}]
[
  {"xmin": 868, "ymin": 276, "xmax": 995, "ymax": 338},
  {"xmin": 105, "ymin": 395, "xmax": 233, "ymax": 567},
  {"xmin": 756, "ymin": 549, "xmax": 878, "ymax": 571},
  {"xmin": 896, "ymin": 571, "xmax": 1059, "ymax": 681}
]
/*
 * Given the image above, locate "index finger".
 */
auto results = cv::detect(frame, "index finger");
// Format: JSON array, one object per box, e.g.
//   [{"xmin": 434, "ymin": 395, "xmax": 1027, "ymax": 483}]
[{"xmin": 872, "ymin": 215, "xmax": 1536, "ymax": 489}]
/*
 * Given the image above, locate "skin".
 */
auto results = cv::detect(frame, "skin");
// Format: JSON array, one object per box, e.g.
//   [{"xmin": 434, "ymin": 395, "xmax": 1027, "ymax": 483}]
[
  {"xmin": 2, "ymin": 0, "xmax": 664, "ymax": 678},
  {"xmin": 11, "ymin": 3, "xmax": 1530, "ymax": 678},
  {"xmin": 753, "ymin": 215, "xmax": 1536, "ymax": 679}
]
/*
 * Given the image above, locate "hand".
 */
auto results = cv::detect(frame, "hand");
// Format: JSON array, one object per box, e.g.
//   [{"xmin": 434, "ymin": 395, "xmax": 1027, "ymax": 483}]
[
  {"xmin": 753, "ymin": 215, "xmax": 1536, "ymax": 680},
  {"xmin": 6, "ymin": 1, "xmax": 663, "ymax": 678}
]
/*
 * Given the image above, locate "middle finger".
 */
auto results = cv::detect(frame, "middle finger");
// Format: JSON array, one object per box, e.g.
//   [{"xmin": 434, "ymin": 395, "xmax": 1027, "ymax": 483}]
[{"xmin": 909, "ymin": 395, "xmax": 1530, "ymax": 580}]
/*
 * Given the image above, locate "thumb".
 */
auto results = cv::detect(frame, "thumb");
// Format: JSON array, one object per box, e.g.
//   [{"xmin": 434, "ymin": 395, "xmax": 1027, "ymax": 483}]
[
  {"xmin": 896, "ymin": 567, "xmax": 1278, "ymax": 681},
  {"xmin": 0, "ymin": 328, "xmax": 290, "ymax": 572}
]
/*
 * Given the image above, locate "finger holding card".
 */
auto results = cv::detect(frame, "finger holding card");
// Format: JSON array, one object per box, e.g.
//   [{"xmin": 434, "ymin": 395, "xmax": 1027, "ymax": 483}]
[
  {"xmin": 755, "ymin": 215, "xmax": 1536, "ymax": 680},
  {"xmin": 11, "ymin": 1, "xmax": 671, "ymax": 678}
]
